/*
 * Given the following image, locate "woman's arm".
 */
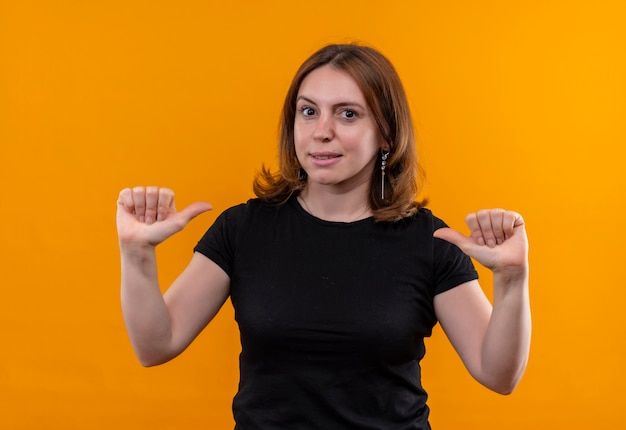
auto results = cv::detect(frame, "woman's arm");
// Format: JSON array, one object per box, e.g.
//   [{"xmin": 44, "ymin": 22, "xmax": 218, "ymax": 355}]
[
  {"xmin": 117, "ymin": 186, "xmax": 229, "ymax": 366},
  {"xmin": 433, "ymin": 209, "xmax": 531, "ymax": 394}
]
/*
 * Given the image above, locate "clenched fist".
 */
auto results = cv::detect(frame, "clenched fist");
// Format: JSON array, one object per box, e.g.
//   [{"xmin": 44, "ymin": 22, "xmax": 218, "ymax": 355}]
[
  {"xmin": 434, "ymin": 209, "xmax": 528, "ymax": 276},
  {"xmin": 116, "ymin": 186, "xmax": 212, "ymax": 248}
]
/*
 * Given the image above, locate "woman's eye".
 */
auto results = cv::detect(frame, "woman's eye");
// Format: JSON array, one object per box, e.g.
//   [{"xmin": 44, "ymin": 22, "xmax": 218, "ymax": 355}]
[
  {"xmin": 342, "ymin": 110, "xmax": 357, "ymax": 119},
  {"xmin": 300, "ymin": 107, "xmax": 315, "ymax": 116}
]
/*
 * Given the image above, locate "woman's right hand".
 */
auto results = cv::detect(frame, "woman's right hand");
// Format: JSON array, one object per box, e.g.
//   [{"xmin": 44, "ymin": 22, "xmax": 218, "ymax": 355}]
[{"xmin": 116, "ymin": 186, "xmax": 212, "ymax": 248}]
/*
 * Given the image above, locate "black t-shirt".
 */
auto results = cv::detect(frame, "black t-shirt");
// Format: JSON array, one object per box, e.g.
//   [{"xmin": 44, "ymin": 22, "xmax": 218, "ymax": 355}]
[{"xmin": 194, "ymin": 197, "xmax": 478, "ymax": 430}]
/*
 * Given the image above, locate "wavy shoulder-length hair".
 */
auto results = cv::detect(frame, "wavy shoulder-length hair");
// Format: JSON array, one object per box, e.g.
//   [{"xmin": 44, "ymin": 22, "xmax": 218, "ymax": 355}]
[{"xmin": 253, "ymin": 43, "xmax": 426, "ymax": 222}]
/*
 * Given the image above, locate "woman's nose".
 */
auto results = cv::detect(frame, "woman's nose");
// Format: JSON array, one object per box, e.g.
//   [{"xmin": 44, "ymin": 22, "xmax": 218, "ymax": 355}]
[{"xmin": 313, "ymin": 113, "xmax": 334, "ymax": 142}]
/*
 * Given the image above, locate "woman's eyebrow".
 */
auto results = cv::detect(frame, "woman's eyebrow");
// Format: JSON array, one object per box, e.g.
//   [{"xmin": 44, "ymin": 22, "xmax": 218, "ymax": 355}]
[
  {"xmin": 296, "ymin": 95, "xmax": 366, "ymax": 110},
  {"xmin": 296, "ymin": 95, "xmax": 317, "ymax": 105}
]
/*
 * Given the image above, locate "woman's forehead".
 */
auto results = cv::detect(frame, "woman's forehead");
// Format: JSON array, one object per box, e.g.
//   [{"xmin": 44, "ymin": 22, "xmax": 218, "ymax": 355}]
[{"xmin": 297, "ymin": 65, "xmax": 367, "ymax": 106}]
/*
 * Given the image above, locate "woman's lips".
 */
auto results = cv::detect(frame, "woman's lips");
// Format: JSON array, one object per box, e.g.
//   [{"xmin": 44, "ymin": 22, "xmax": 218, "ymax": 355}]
[{"xmin": 309, "ymin": 152, "xmax": 342, "ymax": 166}]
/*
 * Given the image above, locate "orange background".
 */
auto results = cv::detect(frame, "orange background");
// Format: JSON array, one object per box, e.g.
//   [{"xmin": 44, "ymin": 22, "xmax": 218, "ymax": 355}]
[{"xmin": 1, "ymin": 0, "xmax": 625, "ymax": 428}]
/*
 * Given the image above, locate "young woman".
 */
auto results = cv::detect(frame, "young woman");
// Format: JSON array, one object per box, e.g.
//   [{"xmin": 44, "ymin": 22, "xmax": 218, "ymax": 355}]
[{"xmin": 117, "ymin": 44, "xmax": 530, "ymax": 429}]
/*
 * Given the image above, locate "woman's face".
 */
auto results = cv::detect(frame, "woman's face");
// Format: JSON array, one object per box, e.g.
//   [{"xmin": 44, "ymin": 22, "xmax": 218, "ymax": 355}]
[{"xmin": 294, "ymin": 65, "xmax": 386, "ymax": 192}]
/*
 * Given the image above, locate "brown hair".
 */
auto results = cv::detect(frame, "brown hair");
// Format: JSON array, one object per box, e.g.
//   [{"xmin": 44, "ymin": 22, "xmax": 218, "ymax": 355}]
[{"xmin": 253, "ymin": 43, "xmax": 426, "ymax": 222}]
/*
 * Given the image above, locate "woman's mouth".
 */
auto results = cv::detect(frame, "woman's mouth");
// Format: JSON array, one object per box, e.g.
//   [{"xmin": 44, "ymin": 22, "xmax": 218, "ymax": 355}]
[
  {"xmin": 313, "ymin": 155, "xmax": 338, "ymax": 160},
  {"xmin": 309, "ymin": 152, "xmax": 342, "ymax": 166}
]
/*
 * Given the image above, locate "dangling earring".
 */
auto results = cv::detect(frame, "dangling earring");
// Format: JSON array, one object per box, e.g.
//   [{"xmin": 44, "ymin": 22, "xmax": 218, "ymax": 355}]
[{"xmin": 380, "ymin": 150, "xmax": 389, "ymax": 199}]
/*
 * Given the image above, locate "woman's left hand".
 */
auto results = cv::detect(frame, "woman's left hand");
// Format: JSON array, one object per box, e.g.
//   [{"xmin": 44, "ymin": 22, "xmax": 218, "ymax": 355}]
[{"xmin": 434, "ymin": 209, "xmax": 528, "ymax": 275}]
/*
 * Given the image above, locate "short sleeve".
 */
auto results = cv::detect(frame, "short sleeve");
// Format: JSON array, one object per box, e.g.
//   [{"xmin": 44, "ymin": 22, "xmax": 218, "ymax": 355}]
[
  {"xmin": 193, "ymin": 204, "xmax": 245, "ymax": 277},
  {"xmin": 432, "ymin": 216, "xmax": 479, "ymax": 295}
]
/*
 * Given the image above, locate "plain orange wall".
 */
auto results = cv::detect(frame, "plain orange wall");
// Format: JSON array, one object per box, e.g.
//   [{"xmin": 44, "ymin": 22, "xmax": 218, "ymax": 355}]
[{"xmin": 1, "ymin": 1, "xmax": 625, "ymax": 428}]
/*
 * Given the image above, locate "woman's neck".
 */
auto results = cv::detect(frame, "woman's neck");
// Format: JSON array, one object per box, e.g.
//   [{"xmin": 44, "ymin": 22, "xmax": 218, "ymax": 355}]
[{"xmin": 298, "ymin": 184, "xmax": 372, "ymax": 222}]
